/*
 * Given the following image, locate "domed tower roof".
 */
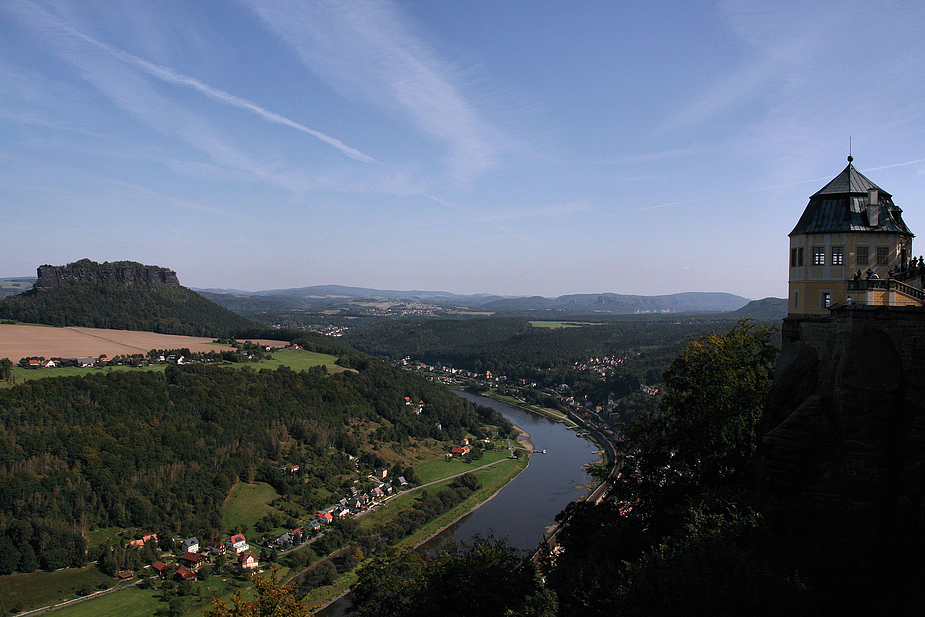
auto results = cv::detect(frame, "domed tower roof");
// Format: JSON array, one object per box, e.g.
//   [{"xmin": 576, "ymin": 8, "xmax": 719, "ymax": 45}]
[{"xmin": 789, "ymin": 157, "xmax": 913, "ymax": 237}]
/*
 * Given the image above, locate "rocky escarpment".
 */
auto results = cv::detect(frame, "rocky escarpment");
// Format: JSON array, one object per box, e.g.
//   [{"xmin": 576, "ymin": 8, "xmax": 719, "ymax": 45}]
[
  {"xmin": 751, "ymin": 306, "xmax": 925, "ymax": 551},
  {"xmin": 34, "ymin": 259, "xmax": 180, "ymax": 291},
  {"xmin": 0, "ymin": 259, "xmax": 261, "ymax": 337}
]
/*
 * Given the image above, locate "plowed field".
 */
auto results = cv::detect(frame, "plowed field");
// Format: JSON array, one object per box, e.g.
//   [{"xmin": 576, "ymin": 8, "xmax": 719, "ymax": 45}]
[{"xmin": 0, "ymin": 324, "xmax": 281, "ymax": 360}]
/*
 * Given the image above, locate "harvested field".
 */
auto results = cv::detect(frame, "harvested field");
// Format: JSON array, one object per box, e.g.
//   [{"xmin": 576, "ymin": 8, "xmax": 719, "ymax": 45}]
[{"xmin": 0, "ymin": 324, "xmax": 283, "ymax": 360}]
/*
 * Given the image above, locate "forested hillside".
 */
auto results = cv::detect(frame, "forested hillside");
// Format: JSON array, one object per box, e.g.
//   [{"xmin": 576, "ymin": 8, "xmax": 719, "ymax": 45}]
[
  {"xmin": 346, "ymin": 317, "xmax": 781, "ymax": 405},
  {"xmin": 0, "ymin": 260, "xmax": 264, "ymax": 338},
  {"xmin": 0, "ymin": 359, "xmax": 508, "ymax": 574}
]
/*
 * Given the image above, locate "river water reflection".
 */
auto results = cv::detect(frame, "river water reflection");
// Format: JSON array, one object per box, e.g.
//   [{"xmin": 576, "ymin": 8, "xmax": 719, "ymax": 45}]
[
  {"xmin": 315, "ymin": 391, "xmax": 599, "ymax": 615},
  {"xmin": 423, "ymin": 391, "xmax": 599, "ymax": 551}
]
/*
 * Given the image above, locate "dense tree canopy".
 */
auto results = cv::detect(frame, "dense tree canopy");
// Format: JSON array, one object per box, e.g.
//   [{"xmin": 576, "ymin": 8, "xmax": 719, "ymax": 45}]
[
  {"xmin": 345, "ymin": 316, "xmax": 778, "ymax": 414},
  {"xmin": 621, "ymin": 318, "xmax": 778, "ymax": 485},
  {"xmin": 349, "ymin": 537, "xmax": 554, "ymax": 617},
  {"xmin": 0, "ymin": 280, "xmax": 263, "ymax": 337},
  {"xmin": 0, "ymin": 359, "xmax": 508, "ymax": 572}
]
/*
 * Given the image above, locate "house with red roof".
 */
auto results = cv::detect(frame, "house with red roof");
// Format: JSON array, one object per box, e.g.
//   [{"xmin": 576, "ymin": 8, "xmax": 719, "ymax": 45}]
[
  {"xmin": 130, "ymin": 533, "xmax": 158, "ymax": 549},
  {"xmin": 152, "ymin": 560, "xmax": 169, "ymax": 576},
  {"xmin": 175, "ymin": 565, "xmax": 197, "ymax": 581},
  {"xmin": 181, "ymin": 552, "xmax": 207, "ymax": 567},
  {"xmin": 238, "ymin": 552, "xmax": 259, "ymax": 570},
  {"xmin": 226, "ymin": 534, "xmax": 249, "ymax": 554}
]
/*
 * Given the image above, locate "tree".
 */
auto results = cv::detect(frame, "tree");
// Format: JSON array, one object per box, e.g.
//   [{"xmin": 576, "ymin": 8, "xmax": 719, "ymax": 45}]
[
  {"xmin": 0, "ymin": 357, "xmax": 12, "ymax": 381},
  {"xmin": 166, "ymin": 596, "xmax": 185, "ymax": 617},
  {"xmin": 623, "ymin": 319, "xmax": 777, "ymax": 485},
  {"xmin": 204, "ymin": 568, "xmax": 310, "ymax": 617},
  {"xmin": 546, "ymin": 493, "xmax": 810, "ymax": 617},
  {"xmin": 349, "ymin": 536, "xmax": 551, "ymax": 617}
]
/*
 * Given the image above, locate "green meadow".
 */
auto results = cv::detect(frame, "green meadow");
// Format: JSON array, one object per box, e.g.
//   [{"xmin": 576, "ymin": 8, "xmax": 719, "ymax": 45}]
[
  {"xmin": 222, "ymin": 481, "xmax": 282, "ymax": 533},
  {"xmin": 529, "ymin": 320, "xmax": 604, "ymax": 329},
  {"xmin": 6, "ymin": 347, "xmax": 343, "ymax": 385}
]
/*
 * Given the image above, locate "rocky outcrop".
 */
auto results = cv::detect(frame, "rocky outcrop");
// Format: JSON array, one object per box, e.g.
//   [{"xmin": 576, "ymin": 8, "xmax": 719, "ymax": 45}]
[
  {"xmin": 33, "ymin": 259, "xmax": 180, "ymax": 291},
  {"xmin": 751, "ymin": 306, "xmax": 925, "ymax": 547}
]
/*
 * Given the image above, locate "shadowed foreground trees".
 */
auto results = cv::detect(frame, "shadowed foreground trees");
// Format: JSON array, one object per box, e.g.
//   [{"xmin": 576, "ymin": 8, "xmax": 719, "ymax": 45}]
[
  {"xmin": 349, "ymin": 537, "xmax": 555, "ymax": 617},
  {"xmin": 542, "ymin": 320, "xmax": 817, "ymax": 615},
  {"xmin": 620, "ymin": 318, "xmax": 778, "ymax": 487}
]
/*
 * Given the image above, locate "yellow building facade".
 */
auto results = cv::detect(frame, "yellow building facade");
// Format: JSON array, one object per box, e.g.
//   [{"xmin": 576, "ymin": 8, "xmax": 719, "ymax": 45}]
[{"xmin": 788, "ymin": 157, "xmax": 919, "ymax": 316}]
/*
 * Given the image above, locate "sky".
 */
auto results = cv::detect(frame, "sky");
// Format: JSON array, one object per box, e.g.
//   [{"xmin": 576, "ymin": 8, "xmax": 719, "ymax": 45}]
[{"xmin": 2, "ymin": 0, "xmax": 924, "ymax": 300}]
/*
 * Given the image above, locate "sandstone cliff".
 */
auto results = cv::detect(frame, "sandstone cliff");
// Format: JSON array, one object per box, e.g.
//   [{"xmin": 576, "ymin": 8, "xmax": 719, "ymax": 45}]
[
  {"xmin": 33, "ymin": 259, "xmax": 180, "ymax": 291},
  {"xmin": 751, "ymin": 306, "xmax": 925, "ymax": 551}
]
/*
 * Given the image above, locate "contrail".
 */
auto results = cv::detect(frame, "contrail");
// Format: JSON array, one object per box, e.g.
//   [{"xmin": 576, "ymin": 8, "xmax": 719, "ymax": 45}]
[
  {"xmin": 15, "ymin": 0, "xmax": 379, "ymax": 165},
  {"xmin": 865, "ymin": 158, "xmax": 925, "ymax": 172},
  {"xmin": 114, "ymin": 52, "xmax": 381, "ymax": 165}
]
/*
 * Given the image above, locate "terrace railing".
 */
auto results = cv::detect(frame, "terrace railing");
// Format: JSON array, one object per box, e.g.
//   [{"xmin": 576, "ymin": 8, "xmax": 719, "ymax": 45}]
[{"xmin": 847, "ymin": 277, "xmax": 925, "ymax": 302}]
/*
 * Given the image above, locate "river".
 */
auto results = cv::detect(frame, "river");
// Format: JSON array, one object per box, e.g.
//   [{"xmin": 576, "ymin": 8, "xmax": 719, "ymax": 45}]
[{"xmin": 315, "ymin": 391, "xmax": 600, "ymax": 615}]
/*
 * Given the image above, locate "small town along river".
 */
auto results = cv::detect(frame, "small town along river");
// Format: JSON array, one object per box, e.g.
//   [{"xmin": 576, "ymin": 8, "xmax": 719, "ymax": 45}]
[{"xmin": 316, "ymin": 391, "xmax": 600, "ymax": 615}]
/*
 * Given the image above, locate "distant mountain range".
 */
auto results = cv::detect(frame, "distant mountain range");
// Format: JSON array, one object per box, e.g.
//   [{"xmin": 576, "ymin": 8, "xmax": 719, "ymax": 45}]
[
  {"xmin": 4, "ymin": 273, "xmax": 787, "ymax": 319},
  {"xmin": 197, "ymin": 284, "xmax": 783, "ymax": 317}
]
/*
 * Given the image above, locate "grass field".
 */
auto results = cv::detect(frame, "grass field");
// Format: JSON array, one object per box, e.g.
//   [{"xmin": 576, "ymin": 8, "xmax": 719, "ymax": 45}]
[
  {"xmin": 44, "ymin": 570, "xmax": 278, "ymax": 617},
  {"xmin": 222, "ymin": 481, "xmax": 281, "ymax": 533},
  {"xmin": 2, "ymin": 344, "xmax": 342, "ymax": 386},
  {"xmin": 397, "ymin": 457, "xmax": 526, "ymax": 549},
  {"xmin": 414, "ymin": 444, "xmax": 513, "ymax": 484},
  {"xmin": 529, "ymin": 320, "xmax": 604, "ymax": 328},
  {"xmin": 0, "ymin": 279, "xmax": 33, "ymax": 294},
  {"xmin": 0, "ymin": 565, "xmax": 115, "ymax": 614},
  {"xmin": 300, "ymin": 454, "xmax": 528, "ymax": 609},
  {"xmin": 247, "ymin": 348, "xmax": 345, "ymax": 373}
]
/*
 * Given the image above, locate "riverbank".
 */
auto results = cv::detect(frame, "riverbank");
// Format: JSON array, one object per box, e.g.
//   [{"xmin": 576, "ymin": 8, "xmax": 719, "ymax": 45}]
[
  {"xmin": 513, "ymin": 423, "xmax": 534, "ymax": 451},
  {"xmin": 483, "ymin": 391, "xmax": 580, "ymax": 429},
  {"xmin": 306, "ymin": 452, "xmax": 530, "ymax": 615},
  {"xmin": 480, "ymin": 390, "xmax": 615, "ymax": 470},
  {"xmin": 412, "ymin": 452, "xmax": 531, "ymax": 550},
  {"xmin": 307, "ymin": 391, "xmax": 602, "ymax": 615}
]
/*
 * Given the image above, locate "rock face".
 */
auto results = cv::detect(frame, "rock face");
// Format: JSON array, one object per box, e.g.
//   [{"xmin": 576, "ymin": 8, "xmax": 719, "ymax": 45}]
[
  {"xmin": 751, "ymin": 306, "xmax": 925, "ymax": 546},
  {"xmin": 33, "ymin": 259, "xmax": 180, "ymax": 291}
]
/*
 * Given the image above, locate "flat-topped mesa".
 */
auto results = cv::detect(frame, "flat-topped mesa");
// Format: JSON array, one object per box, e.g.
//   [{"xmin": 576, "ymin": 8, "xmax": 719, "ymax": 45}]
[{"xmin": 33, "ymin": 259, "xmax": 181, "ymax": 291}]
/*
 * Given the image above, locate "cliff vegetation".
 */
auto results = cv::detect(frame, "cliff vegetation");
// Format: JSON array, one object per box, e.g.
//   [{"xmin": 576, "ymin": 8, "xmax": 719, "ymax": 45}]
[{"xmin": 0, "ymin": 259, "xmax": 264, "ymax": 338}]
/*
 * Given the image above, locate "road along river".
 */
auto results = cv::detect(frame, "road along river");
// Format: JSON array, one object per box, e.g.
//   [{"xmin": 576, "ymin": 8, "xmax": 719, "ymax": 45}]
[{"xmin": 315, "ymin": 391, "xmax": 600, "ymax": 615}]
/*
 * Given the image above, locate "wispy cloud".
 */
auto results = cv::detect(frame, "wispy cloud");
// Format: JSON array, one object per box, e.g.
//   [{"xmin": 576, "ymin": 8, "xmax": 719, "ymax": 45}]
[
  {"xmin": 243, "ymin": 0, "xmax": 498, "ymax": 183},
  {"xmin": 659, "ymin": 1, "xmax": 827, "ymax": 134},
  {"xmin": 104, "ymin": 48, "xmax": 380, "ymax": 165},
  {"xmin": 866, "ymin": 158, "xmax": 925, "ymax": 174},
  {"xmin": 4, "ymin": 0, "xmax": 378, "ymax": 165}
]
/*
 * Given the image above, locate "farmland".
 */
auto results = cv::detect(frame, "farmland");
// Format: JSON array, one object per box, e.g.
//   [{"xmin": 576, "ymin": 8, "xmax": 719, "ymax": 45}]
[{"xmin": 0, "ymin": 323, "xmax": 282, "ymax": 360}]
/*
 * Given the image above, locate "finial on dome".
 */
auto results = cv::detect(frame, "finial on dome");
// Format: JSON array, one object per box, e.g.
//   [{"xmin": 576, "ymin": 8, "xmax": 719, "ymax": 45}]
[{"xmin": 847, "ymin": 155, "xmax": 853, "ymax": 163}]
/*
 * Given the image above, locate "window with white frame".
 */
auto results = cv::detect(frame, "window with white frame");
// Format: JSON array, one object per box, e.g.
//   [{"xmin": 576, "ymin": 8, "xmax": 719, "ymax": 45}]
[{"xmin": 812, "ymin": 246, "xmax": 826, "ymax": 266}]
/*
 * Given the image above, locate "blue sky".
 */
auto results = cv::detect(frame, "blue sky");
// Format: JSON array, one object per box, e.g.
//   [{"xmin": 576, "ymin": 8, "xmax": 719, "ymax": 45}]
[{"xmin": 2, "ymin": 0, "xmax": 924, "ymax": 299}]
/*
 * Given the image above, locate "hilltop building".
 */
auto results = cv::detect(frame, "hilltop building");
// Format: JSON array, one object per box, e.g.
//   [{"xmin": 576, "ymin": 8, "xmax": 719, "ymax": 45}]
[
  {"xmin": 751, "ymin": 155, "xmax": 925, "ymax": 576},
  {"xmin": 788, "ymin": 156, "xmax": 921, "ymax": 316}
]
